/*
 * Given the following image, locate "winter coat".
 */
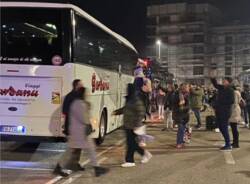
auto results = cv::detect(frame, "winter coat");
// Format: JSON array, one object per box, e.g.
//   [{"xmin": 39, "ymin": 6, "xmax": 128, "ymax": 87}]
[
  {"xmin": 114, "ymin": 96, "xmax": 146, "ymax": 130},
  {"xmin": 67, "ymin": 99, "xmax": 94, "ymax": 149},
  {"xmin": 229, "ymin": 90, "xmax": 243, "ymax": 123},
  {"xmin": 189, "ymin": 88, "xmax": 204, "ymax": 109},
  {"xmin": 172, "ymin": 91, "xmax": 190, "ymax": 124}
]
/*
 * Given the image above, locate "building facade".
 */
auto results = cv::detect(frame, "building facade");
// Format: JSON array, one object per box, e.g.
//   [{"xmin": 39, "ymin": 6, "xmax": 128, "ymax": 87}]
[{"xmin": 146, "ymin": 2, "xmax": 250, "ymax": 85}]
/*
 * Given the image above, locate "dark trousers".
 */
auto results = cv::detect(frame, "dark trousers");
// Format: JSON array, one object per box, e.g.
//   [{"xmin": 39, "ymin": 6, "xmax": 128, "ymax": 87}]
[
  {"xmin": 230, "ymin": 123, "xmax": 239, "ymax": 145},
  {"xmin": 125, "ymin": 129, "xmax": 145, "ymax": 163},
  {"xmin": 243, "ymin": 105, "xmax": 250, "ymax": 125},
  {"xmin": 215, "ymin": 108, "xmax": 231, "ymax": 147}
]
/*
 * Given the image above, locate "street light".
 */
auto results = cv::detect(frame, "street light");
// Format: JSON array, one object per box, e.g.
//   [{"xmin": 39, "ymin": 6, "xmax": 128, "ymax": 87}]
[{"xmin": 156, "ymin": 39, "xmax": 161, "ymax": 60}]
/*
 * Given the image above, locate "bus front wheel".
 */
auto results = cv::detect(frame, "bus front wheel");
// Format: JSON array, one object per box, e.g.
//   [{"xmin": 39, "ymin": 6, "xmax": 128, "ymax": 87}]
[{"xmin": 96, "ymin": 112, "xmax": 107, "ymax": 145}]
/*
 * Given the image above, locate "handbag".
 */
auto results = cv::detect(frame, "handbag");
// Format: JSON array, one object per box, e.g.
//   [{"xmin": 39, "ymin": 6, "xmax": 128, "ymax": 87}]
[
  {"xmin": 239, "ymin": 99, "xmax": 246, "ymax": 108},
  {"xmin": 85, "ymin": 124, "xmax": 93, "ymax": 136}
]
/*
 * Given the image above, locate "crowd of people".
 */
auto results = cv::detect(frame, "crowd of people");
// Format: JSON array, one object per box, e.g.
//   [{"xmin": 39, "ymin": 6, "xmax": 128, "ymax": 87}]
[{"xmin": 53, "ymin": 59, "xmax": 250, "ymax": 177}]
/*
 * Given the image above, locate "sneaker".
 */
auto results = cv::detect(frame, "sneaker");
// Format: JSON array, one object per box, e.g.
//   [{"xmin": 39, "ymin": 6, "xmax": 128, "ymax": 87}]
[
  {"xmin": 94, "ymin": 166, "xmax": 109, "ymax": 177},
  {"xmin": 231, "ymin": 143, "xmax": 240, "ymax": 149},
  {"xmin": 53, "ymin": 164, "xmax": 69, "ymax": 177},
  {"xmin": 220, "ymin": 146, "xmax": 232, "ymax": 151},
  {"xmin": 141, "ymin": 151, "xmax": 152, "ymax": 164},
  {"xmin": 176, "ymin": 144, "xmax": 184, "ymax": 149},
  {"xmin": 161, "ymin": 127, "xmax": 167, "ymax": 131},
  {"xmin": 214, "ymin": 128, "xmax": 220, "ymax": 133},
  {"xmin": 121, "ymin": 162, "xmax": 136, "ymax": 168},
  {"xmin": 195, "ymin": 125, "xmax": 201, "ymax": 129}
]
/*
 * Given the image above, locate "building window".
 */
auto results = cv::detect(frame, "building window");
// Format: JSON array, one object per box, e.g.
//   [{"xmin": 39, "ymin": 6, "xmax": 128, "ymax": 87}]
[
  {"xmin": 147, "ymin": 17, "xmax": 157, "ymax": 25},
  {"xmin": 193, "ymin": 66, "xmax": 204, "ymax": 75},
  {"xmin": 159, "ymin": 16, "xmax": 170, "ymax": 24},
  {"xmin": 225, "ymin": 46, "xmax": 233, "ymax": 55},
  {"xmin": 242, "ymin": 66, "xmax": 250, "ymax": 71},
  {"xmin": 225, "ymin": 55, "xmax": 232, "ymax": 61},
  {"xmin": 225, "ymin": 36, "xmax": 233, "ymax": 44},
  {"xmin": 146, "ymin": 27, "xmax": 156, "ymax": 36},
  {"xmin": 193, "ymin": 46, "xmax": 204, "ymax": 54},
  {"xmin": 225, "ymin": 67, "xmax": 232, "ymax": 76},
  {"xmin": 193, "ymin": 35, "xmax": 204, "ymax": 42}
]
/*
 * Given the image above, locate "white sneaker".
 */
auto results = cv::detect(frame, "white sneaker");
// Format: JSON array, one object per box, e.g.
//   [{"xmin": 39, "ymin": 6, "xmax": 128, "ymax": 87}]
[
  {"xmin": 141, "ymin": 151, "xmax": 152, "ymax": 164},
  {"xmin": 121, "ymin": 162, "xmax": 136, "ymax": 168},
  {"xmin": 214, "ymin": 128, "xmax": 220, "ymax": 133}
]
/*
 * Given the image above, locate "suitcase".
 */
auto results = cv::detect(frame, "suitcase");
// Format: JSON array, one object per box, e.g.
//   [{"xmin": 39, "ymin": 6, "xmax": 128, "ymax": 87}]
[{"xmin": 206, "ymin": 115, "xmax": 216, "ymax": 130}]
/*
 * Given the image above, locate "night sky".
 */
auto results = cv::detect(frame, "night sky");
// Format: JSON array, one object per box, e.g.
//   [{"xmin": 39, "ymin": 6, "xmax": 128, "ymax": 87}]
[{"xmin": 2, "ymin": 0, "xmax": 250, "ymax": 55}]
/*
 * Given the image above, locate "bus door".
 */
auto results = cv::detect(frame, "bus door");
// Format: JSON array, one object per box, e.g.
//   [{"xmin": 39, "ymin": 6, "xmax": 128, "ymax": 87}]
[{"xmin": 115, "ymin": 64, "xmax": 123, "ymax": 127}]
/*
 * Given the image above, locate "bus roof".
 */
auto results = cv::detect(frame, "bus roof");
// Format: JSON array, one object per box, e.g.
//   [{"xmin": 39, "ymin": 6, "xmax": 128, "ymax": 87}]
[{"xmin": 0, "ymin": 1, "xmax": 138, "ymax": 53}]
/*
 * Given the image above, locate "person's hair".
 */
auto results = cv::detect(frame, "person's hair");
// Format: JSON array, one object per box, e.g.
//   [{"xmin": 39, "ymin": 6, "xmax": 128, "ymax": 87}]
[
  {"xmin": 224, "ymin": 77, "xmax": 233, "ymax": 84},
  {"xmin": 75, "ymin": 87, "xmax": 86, "ymax": 100},
  {"xmin": 174, "ymin": 84, "xmax": 178, "ymax": 90},
  {"xmin": 72, "ymin": 79, "xmax": 81, "ymax": 90}
]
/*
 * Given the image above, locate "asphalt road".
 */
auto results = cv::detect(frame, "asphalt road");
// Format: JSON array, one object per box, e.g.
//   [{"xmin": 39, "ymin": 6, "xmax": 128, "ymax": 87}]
[{"xmin": 1, "ymin": 121, "xmax": 250, "ymax": 184}]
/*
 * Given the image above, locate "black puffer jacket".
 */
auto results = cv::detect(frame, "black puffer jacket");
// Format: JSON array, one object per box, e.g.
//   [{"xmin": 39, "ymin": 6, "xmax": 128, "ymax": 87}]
[{"xmin": 172, "ymin": 91, "xmax": 190, "ymax": 124}]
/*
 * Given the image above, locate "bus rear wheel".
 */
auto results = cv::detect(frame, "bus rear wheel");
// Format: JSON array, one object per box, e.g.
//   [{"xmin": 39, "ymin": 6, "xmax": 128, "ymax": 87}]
[{"xmin": 96, "ymin": 112, "xmax": 107, "ymax": 145}]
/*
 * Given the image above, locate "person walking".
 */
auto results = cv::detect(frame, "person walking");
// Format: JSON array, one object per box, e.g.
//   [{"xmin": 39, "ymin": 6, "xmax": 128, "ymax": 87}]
[
  {"xmin": 172, "ymin": 83, "xmax": 190, "ymax": 149},
  {"xmin": 112, "ymin": 84, "xmax": 152, "ymax": 167},
  {"xmin": 62, "ymin": 79, "xmax": 83, "ymax": 135},
  {"xmin": 54, "ymin": 87, "xmax": 109, "ymax": 177},
  {"xmin": 210, "ymin": 77, "xmax": 234, "ymax": 151},
  {"xmin": 229, "ymin": 86, "xmax": 243, "ymax": 148},
  {"xmin": 189, "ymin": 85, "xmax": 204, "ymax": 129}
]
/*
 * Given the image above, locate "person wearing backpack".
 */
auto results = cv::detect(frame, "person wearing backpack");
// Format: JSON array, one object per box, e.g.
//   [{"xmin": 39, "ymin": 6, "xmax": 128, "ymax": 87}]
[{"xmin": 241, "ymin": 84, "xmax": 250, "ymax": 128}]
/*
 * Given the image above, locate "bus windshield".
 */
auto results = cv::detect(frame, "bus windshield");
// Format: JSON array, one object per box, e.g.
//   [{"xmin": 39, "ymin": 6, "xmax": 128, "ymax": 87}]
[{"xmin": 1, "ymin": 8, "xmax": 65, "ymax": 65}]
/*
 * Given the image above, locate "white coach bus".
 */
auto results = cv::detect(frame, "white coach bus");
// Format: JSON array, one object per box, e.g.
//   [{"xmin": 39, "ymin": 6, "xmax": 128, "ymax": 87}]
[{"xmin": 0, "ymin": 2, "xmax": 138, "ymax": 143}]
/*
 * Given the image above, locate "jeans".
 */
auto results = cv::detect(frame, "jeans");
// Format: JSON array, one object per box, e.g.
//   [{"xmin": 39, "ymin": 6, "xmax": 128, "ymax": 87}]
[
  {"xmin": 177, "ymin": 123, "xmax": 186, "ymax": 145},
  {"xmin": 164, "ymin": 110, "xmax": 173, "ymax": 128},
  {"xmin": 230, "ymin": 123, "xmax": 239, "ymax": 145},
  {"xmin": 243, "ymin": 105, "xmax": 250, "ymax": 125},
  {"xmin": 216, "ymin": 108, "xmax": 231, "ymax": 147},
  {"xmin": 158, "ymin": 105, "xmax": 164, "ymax": 118},
  {"xmin": 192, "ymin": 108, "xmax": 201, "ymax": 126},
  {"xmin": 125, "ymin": 129, "xmax": 145, "ymax": 163}
]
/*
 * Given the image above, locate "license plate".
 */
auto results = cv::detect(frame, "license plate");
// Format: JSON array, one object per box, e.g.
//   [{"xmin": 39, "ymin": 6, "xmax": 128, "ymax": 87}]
[{"xmin": 0, "ymin": 125, "xmax": 25, "ymax": 133}]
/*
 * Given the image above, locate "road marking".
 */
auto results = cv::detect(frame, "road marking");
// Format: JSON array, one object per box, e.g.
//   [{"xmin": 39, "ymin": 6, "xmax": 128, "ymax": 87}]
[
  {"xmin": 45, "ymin": 139, "xmax": 125, "ymax": 184},
  {"xmin": 36, "ymin": 149, "xmax": 65, "ymax": 153},
  {"xmin": 60, "ymin": 157, "xmax": 108, "ymax": 184},
  {"xmin": 0, "ymin": 166, "xmax": 52, "ymax": 171},
  {"xmin": 0, "ymin": 161, "xmax": 53, "ymax": 171},
  {"xmin": 223, "ymin": 151, "xmax": 236, "ymax": 165},
  {"xmin": 213, "ymin": 142, "xmax": 224, "ymax": 146}
]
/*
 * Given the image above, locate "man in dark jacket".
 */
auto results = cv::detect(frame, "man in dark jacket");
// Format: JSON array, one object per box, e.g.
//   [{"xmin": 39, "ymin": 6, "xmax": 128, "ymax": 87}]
[
  {"xmin": 172, "ymin": 83, "xmax": 190, "ymax": 149},
  {"xmin": 211, "ymin": 77, "xmax": 234, "ymax": 151},
  {"xmin": 62, "ymin": 79, "xmax": 83, "ymax": 135}
]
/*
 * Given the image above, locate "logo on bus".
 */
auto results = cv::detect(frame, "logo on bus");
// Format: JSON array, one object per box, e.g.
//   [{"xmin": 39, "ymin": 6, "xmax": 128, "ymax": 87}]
[
  {"xmin": 91, "ymin": 73, "xmax": 110, "ymax": 93},
  {"xmin": 0, "ymin": 86, "xmax": 39, "ymax": 97}
]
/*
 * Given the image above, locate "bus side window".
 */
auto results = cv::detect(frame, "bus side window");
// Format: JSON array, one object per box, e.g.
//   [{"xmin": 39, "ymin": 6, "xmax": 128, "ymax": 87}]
[{"xmin": 74, "ymin": 12, "xmax": 137, "ymax": 74}]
